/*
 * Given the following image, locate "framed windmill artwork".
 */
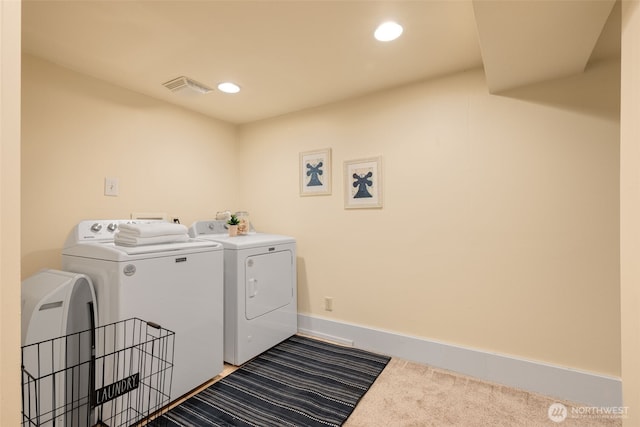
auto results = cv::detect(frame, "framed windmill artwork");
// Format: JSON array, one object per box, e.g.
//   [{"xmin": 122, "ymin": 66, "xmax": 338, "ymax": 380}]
[
  {"xmin": 344, "ymin": 156, "xmax": 383, "ymax": 209},
  {"xmin": 300, "ymin": 148, "xmax": 332, "ymax": 196}
]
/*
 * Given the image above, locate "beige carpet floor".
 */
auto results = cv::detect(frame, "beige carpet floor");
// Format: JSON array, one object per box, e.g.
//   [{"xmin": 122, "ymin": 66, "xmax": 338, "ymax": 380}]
[{"xmin": 344, "ymin": 358, "xmax": 622, "ymax": 427}]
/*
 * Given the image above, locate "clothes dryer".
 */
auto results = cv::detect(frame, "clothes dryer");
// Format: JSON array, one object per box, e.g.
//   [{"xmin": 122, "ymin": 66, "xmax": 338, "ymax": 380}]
[
  {"xmin": 62, "ymin": 219, "xmax": 224, "ymax": 400},
  {"xmin": 189, "ymin": 220, "xmax": 297, "ymax": 365}
]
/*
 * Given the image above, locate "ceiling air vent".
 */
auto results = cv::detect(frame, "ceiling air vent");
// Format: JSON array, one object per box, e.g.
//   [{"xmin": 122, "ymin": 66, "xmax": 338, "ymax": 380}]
[{"xmin": 162, "ymin": 76, "xmax": 213, "ymax": 95}]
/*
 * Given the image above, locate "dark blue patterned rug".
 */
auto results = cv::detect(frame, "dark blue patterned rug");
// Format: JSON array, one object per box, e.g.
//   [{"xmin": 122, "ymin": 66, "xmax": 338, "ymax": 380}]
[{"xmin": 152, "ymin": 335, "xmax": 390, "ymax": 427}]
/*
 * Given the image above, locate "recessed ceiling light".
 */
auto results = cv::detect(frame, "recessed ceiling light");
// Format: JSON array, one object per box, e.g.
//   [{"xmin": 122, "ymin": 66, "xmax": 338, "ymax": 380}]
[
  {"xmin": 217, "ymin": 82, "xmax": 241, "ymax": 94},
  {"xmin": 374, "ymin": 21, "xmax": 403, "ymax": 42}
]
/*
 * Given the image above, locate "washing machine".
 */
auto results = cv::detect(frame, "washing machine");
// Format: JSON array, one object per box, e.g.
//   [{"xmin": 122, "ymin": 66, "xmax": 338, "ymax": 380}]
[
  {"xmin": 61, "ymin": 219, "xmax": 224, "ymax": 401},
  {"xmin": 189, "ymin": 220, "xmax": 297, "ymax": 365}
]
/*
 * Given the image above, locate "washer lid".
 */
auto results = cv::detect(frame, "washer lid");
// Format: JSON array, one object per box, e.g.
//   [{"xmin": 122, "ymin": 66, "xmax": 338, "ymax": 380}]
[{"xmin": 62, "ymin": 239, "xmax": 222, "ymax": 260}]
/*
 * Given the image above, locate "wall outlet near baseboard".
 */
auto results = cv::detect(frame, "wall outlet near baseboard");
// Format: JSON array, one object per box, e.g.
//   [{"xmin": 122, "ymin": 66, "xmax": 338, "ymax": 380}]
[{"xmin": 324, "ymin": 297, "xmax": 333, "ymax": 311}]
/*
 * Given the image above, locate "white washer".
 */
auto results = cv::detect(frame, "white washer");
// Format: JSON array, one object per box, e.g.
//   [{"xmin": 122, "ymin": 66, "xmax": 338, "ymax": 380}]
[
  {"xmin": 189, "ymin": 220, "xmax": 297, "ymax": 366},
  {"xmin": 62, "ymin": 219, "xmax": 224, "ymax": 400}
]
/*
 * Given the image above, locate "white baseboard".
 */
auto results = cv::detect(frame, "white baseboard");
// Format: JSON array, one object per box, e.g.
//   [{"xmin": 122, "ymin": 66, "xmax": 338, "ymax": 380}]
[{"xmin": 298, "ymin": 313, "xmax": 622, "ymax": 407}]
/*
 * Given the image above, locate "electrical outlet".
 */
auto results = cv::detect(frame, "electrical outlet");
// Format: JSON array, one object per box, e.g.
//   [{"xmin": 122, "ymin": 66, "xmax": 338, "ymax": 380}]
[{"xmin": 324, "ymin": 297, "xmax": 333, "ymax": 312}]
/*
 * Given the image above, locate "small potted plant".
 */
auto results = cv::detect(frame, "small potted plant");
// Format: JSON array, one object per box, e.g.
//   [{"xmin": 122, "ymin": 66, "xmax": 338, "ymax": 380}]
[{"xmin": 227, "ymin": 214, "xmax": 240, "ymax": 236}]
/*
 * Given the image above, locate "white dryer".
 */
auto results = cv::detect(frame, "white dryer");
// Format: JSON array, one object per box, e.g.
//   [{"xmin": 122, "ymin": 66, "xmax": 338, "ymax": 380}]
[
  {"xmin": 61, "ymin": 219, "xmax": 224, "ymax": 401},
  {"xmin": 189, "ymin": 220, "xmax": 297, "ymax": 366}
]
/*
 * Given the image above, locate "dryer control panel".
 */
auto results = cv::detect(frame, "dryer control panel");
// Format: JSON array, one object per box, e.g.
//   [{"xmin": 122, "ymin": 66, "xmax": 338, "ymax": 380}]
[{"xmin": 189, "ymin": 220, "xmax": 228, "ymax": 236}]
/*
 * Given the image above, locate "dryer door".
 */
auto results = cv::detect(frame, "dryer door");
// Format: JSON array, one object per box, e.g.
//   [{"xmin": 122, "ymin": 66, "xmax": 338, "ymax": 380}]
[{"xmin": 245, "ymin": 250, "xmax": 293, "ymax": 320}]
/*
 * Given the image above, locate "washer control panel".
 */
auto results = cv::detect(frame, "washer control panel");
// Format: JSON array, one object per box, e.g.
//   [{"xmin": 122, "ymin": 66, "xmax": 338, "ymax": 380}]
[{"xmin": 72, "ymin": 219, "xmax": 162, "ymax": 242}]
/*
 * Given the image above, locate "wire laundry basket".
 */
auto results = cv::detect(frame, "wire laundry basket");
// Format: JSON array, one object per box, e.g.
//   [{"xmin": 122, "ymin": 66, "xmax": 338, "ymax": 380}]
[{"xmin": 21, "ymin": 318, "xmax": 174, "ymax": 427}]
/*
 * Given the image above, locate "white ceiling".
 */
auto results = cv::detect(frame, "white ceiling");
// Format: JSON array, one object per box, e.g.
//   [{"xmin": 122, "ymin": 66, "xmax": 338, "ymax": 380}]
[{"xmin": 21, "ymin": 0, "xmax": 620, "ymax": 125}]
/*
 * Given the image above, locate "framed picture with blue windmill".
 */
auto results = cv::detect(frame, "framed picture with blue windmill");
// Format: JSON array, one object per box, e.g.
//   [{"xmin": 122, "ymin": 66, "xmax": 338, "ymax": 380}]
[
  {"xmin": 344, "ymin": 156, "xmax": 383, "ymax": 209},
  {"xmin": 300, "ymin": 148, "xmax": 332, "ymax": 196}
]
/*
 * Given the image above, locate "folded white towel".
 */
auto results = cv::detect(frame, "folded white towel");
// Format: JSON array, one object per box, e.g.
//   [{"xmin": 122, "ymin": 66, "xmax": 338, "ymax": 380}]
[
  {"xmin": 117, "ymin": 222, "xmax": 188, "ymax": 237},
  {"xmin": 114, "ymin": 233, "xmax": 189, "ymax": 247}
]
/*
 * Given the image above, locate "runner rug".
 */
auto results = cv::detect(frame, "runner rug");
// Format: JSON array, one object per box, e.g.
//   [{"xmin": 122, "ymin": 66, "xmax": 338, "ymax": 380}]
[{"xmin": 152, "ymin": 335, "xmax": 390, "ymax": 427}]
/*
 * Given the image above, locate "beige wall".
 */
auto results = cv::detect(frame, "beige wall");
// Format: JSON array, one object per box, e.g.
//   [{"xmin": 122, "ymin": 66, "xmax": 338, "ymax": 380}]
[
  {"xmin": 621, "ymin": 0, "xmax": 640, "ymax": 424},
  {"xmin": 1, "ymin": 0, "xmax": 21, "ymax": 423},
  {"xmin": 21, "ymin": 54, "xmax": 240, "ymax": 278},
  {"xmin": 238, "ymin": 61, "xmax": 621, "ymax": 376}
]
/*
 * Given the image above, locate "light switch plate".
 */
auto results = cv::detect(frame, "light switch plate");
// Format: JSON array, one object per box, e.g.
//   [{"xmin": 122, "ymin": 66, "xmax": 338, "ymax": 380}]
[{"xmin": 104, "ymin": 177, "xmax": 119, "ymax": 196}]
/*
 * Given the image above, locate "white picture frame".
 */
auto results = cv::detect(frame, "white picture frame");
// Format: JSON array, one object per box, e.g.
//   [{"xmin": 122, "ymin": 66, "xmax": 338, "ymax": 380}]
[
  {"xmin": 300, "ymin": 148, "xmax": 332, "ymax": 196},
  {"xmin": 344, "ymin": 156, "xmax": 383, "ymax": 209}
]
